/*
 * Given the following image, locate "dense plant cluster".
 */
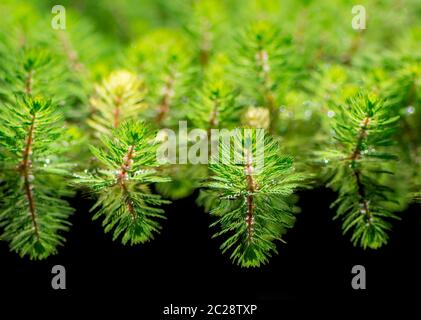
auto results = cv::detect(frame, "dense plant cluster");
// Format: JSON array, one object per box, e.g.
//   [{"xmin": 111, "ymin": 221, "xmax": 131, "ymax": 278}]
[{"xmin": 0, "ymin": 0, "xmax": 420, "ymax": 267}]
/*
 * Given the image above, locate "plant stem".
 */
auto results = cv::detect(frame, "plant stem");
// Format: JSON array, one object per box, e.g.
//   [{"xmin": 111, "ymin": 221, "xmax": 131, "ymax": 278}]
[
  {"xmin": 18, "ymin": 114, "xmax": 39, "ymax": 239},
  {"xmin": 245, "ymin": 151, "xmax": 256, "ymax": 242},
  {"xmin": 200, "ymin": 22, "xmax": 211, "ymax": 67},
  {"xmin": 156, "ymin": 73, "xmax": 175, "ymax": 125},
  {"xmin": 117, "ymin": 145, "xmax": 136, "ymax": 218},
  {"xmin": 25, "ymin": 69, "xmax": 33, "ymax": 95},
  {"xmin": 349, "ymin": 117, "xmax": 372, "ymax": 222},
  {"xmin": 256, "ymin": 49, "xmax": 278, "ymax": 133}
]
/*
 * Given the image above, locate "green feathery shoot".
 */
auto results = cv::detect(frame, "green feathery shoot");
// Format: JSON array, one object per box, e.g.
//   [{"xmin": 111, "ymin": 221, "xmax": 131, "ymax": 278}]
[
  {"xmin": 206, "ymin": 130, "xmax": 306, "ymax": 267},
  {"xmin": 186, "ymin": 80, "xmax": 243, "ymax": 206},
  {"xmin": 0, "ymin": 97, "xmax": 73, "ymax": 259},
  {"xmin": 186, "ymin": 0, "xmax": 227, "ymax": 67},
  {"xmin": 189, "ymin": 80, "xmax": 242, "ymax": 130},
  {"xmin": 75, "ymin": 121, "xmax": 170, "ymax": 245},
  {"xmin": 126, "ymin": 31, "xmax": 196, "ymax": 200},
  {"xmin": 0, "ymin": 47, "xmax": 67, "ymax": 103},
  {"xmin": 234, "ymin": 21, "xmax": 290, "ymax": 134},
  {"xmin": 318, "ymin": 92, "xmax": 401, "ymax": 249},
  {"xmin": 50, "ymin": 12, "xmax": 116, "ymax": 121},
  {"xmin": 127, "ymin": 29, "xmax": 192, "ymax": 127},
  {"xmin": 88, "ymin": 70, "xmax": 146, "ymax": 135},
  {"xmin": 0, "ymin": 0, "xmax": 420, "ymax": 266}
]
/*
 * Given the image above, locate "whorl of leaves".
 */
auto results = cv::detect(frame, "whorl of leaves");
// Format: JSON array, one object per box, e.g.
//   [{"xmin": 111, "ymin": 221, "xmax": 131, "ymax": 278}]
[
  {"xmin": 206, "ymin": 129, "xmax": 306, "ymax": 267},
  {"xmin": 75, "ymin": 121, "xmax": 170, "ymax": 245},
  {"xmin": 318, "ymin": 92, "xmax": 401, "ymax": 249},
  {"xmin": 0, "ymin": 97, "xmax": 73, "ymax": 259}
]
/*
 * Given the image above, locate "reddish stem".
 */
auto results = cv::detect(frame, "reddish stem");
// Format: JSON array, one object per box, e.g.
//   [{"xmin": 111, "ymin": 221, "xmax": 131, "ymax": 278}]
[
  {"xmin": 18, "ymin": 115, "xmax": 39, "ymax": 239},
  {"xmin": 245, "ymin": 152, "xmax": 256, "ymax": 242},
  {"xmin": 349, "ymin": 117, "xmax": 372, "ymax": 221},
  {"xmin": 117, "ymin": 145, "xmax": 136, "ymax": 218},
  {"xmin": 156, "ymin": 74, "xmax": 175, "ymax": 125}
]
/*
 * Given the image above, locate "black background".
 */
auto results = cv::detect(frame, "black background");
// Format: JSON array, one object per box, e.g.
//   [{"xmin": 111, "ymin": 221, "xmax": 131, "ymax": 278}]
[{"xmin": 1, "ymin": 188, "xmax": 420, "ymax": 315}]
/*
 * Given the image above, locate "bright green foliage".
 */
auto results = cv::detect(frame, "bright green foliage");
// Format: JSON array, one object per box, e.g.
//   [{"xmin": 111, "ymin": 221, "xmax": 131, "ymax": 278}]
[
  {"xmin": 75, "ymin": 121, "xmax": 170, "ymax": 245},
  {"xmin": 50, "ymin": 13, "xmax": 117, "ymax": 121},
  {"xmin": 87, "ymin": 70, "xmax": 146, "ymax": 135},
  {"xmin": 0, "ymin": 46, "xmax": 67, "ymax": 102},
  {"xmin": 156, "ymin": 164, "xmax": 208, "ymax": 200},
  {"xmin": 155, "ymin": 80, "xmax": 243, "ymax": 201},
  {"xmin": 385, "ymin": 64, "xmax": 420, "ymax": 115},
  {"xmin": 189, "ymin": 81, "xmax": 242, "ymax": 130},
  {"xmin": 126, "ymin": 30, "xmax": 200, "ymax": 200},
  {"xmin": 185, "ymin": 0, "xmax": 229, "ymax": 68},
  {"xmin": 127, "ymin": 29, "xmax": 193, "ymax": 127},
  {"xmin": 234, "ymin": 21, "xmax": 291, "ymax": 133},
  {"xmin": 318, "ymin": 92, "xmax": 401, "ymax": 249},
  {"xmin": 0, "ymin": 97, "xmax": 73, "ymax": 259},
  {"xmin": 384, "ymin": 63, "xmax": 421, "ymax": 200},
  {"xmin": 0, "ymin": 5, "xmax": 112, "ymax": 123},
  {"xmin": 186, "ymin": 80, "xmax": 244, "ymax": 206},
  {"xmin": 206, "ymin": 130, "xmax": 306, "ymax": 267},
  {"xmin": 0, "ymin": 0, "xmax": 420, "ymax": 264}
]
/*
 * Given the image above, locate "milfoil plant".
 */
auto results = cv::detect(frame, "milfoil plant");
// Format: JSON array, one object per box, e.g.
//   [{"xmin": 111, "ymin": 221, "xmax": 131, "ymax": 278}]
[
  {"xmin": 0, "ymin": 97, "xmax": 74, "ymax": 259},
  {"xmin": 317, "ymin": 93, "xmax": 401, "ymax": 249},
  {"xmin": 205, "ymin": 130, "xmax": 306, "ymax": 267},
  {"xmin": 0, "ymin": 0, "xmax": 420, "ymax": 266},
  {"xmin": 75, "ymin": 121, "xmax": 170, "ymax": 245}
]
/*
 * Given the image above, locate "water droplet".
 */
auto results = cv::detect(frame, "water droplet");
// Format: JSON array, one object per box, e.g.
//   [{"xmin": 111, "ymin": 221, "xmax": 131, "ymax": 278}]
[
  {"xmin": 406, "ymin": 105, "xmax": 415, "ymax": 114},
  {"xmin": 327, "ymin": 110, "xmax": 335, "ymax": 118}
]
